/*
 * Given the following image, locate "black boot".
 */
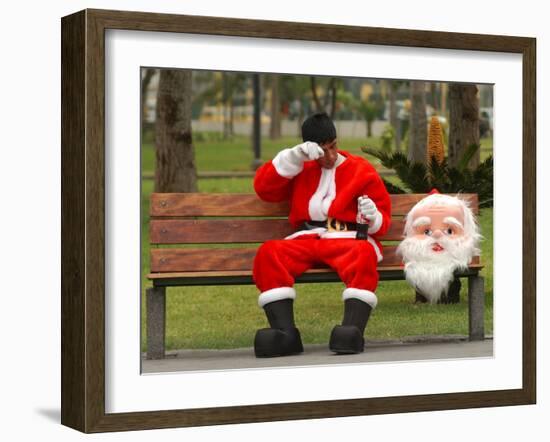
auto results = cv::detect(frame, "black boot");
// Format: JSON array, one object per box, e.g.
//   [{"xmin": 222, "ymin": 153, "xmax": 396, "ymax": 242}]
[
  {"xmin": 254, "ymin": 299, "xmax": 304, "ymax": 358},
  {"xmin": 329, "ymin": 298, "xmax": 372, "ymax": 354},
  {"xmin": 441, "ymin": 277, "xmax": 461, "ymax": 304}
]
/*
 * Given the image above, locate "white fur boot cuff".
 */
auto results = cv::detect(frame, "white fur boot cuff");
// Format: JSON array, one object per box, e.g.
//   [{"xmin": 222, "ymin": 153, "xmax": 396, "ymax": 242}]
[
  {"xmin": 342, "ymin": 288, "xmax": 378, "ymax": 309},
  {"xmin": 258, "ymin": 287, "xmax": 297, "ymax": 308}
]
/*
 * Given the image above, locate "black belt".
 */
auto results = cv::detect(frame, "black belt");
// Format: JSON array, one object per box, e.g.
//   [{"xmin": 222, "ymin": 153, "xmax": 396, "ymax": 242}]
[
  {"xmin": 303, "ymin": 219, "xmax": 358, "ymax": 231},
  {"xmin": 302, "ymin": 218, "xmax": 369, "ymax": 239}
]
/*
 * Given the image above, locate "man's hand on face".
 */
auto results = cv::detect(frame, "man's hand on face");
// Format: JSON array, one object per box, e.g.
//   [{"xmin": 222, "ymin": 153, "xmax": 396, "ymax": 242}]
[
  {"xmin": 296, "ymin": 141, "xmax": 325, "ymax": 161},
  {"xmin": 275, "ymin": 140, "xmax": 338, "ymax": 176}
]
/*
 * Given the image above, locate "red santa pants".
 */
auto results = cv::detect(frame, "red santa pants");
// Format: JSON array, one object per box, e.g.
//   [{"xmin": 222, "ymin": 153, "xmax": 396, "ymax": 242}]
[{"xmin": 253, "ymin": 237, "xmax": 380, "ymax": 306}]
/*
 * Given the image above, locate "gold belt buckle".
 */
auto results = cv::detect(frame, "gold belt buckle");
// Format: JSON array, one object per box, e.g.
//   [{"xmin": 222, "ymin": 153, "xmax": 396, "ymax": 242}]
[{"xmin": 327, "ymin": 217, "xmax": 348, "ymax": 232}]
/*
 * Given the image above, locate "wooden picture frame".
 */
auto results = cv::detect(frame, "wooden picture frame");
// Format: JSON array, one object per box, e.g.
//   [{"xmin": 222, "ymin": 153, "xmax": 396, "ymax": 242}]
[{"xmin": 61, "ymin": 8, "xmax": 536, "ymax": 433}]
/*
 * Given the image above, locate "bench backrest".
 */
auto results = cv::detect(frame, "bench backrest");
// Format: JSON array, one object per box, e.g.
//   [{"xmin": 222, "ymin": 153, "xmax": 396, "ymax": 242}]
[{"xmin": 148, "ymin": 193, "xmax": 479, "ymax": 274}]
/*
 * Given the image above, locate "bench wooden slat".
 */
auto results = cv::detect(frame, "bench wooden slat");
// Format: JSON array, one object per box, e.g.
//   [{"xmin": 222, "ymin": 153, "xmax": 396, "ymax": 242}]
[
  {"xmin": 150, "ymin": 218, "xmax": 409, "ymax": 244},
  {"xmin": 150, "ymin": 193, "xmax": 290, "ymax": 217},
  {"xmin": 150, "ymin": 193, "xmax": 478, "ymax": 217},
  {"xmin": 147, "ymin": 262, "xmax": 483, "ymax": 289},
  {"xmin": 391, "ymin": 193, "xmax": 478, "ymax": 215},
  {"xmin": 150, "ymin": 219, "xmax": 294, "ymax": 244},
  {"xmin": 148, "ymin": 263, "xmax": 485, "ymax": 280},
  {"xmin": 150, "ymin": 246, "xmax": 481, "ymax": 273}
]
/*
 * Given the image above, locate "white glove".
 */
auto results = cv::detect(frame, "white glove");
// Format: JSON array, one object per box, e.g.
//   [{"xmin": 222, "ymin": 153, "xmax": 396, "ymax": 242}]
[
  {"xmin": 288, "ymin": 141, "xmax": 324, "ymax": 163},
  {"xmin": 357, "ymin": 196, "xmax": 378, "ymax": 223},
  {"xmin": 272, "ymin": 141, "xmax": 324, "ymax": 178}
]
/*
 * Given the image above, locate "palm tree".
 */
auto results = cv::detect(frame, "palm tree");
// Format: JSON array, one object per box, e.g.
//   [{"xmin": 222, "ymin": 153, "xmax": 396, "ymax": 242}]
[
  {"xmin": 309, "ymin": 76, "xmax": 341, "ymax": 118},
  {"xmin": 358, "ymin": 101, "xmax": 381, "ymax": 137},
  {"xmin": 362, "ymin": 116, "xmax": 492, "ymax": 207}
]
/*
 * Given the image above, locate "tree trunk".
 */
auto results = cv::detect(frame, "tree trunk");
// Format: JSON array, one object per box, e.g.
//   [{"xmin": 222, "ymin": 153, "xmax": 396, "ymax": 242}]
[
  {"xmin": 440, "ymin": 83, "xmax": 448, "ymax": 116},
  {"xmin": 154, "ymin": 69, "xmax": 198, "ymax": 193},
  {"xmin": 429, "ymin": 82, "xmax": 438, "ymax": 111},
  {"xmin": 366, "ymin": 120, "xmax": 373, "ymax": 137},
  {"xmin": 222, "ymin": 72, "xmax": 231, "ymax": 140},
  {"xmin": 228, "ymin": 97, "xmax": 234, "ymax": 138},
  {"xmin": 141, "ymin": 68, "xmax": 156, "ymax": 133},
  {"xmin": 269, "ymin": 75, "xmax": 282, "ymax": 139},
  {"xmin": 448, "ymin": 84, "xmax": 461, "ymax": 167},
  {"xmin": 462, "ymin": 85, "xmax": 480, "ymax": 168},
  {"xmin": 251, "ymin": 73, "xmax": 263, "ymax": 170},
  {"xmin": 389, "ymin": 83, "xmax": 400, "ymax": 152},
  {"xmin": 297, "ymin": 99, "xmax": 304, "ymax": 136},
  {"xmin": 323, "ymin": 78, "xmax": 337, "ymax": 118},
  {"xmin": 323, "ymin": 78, "xmax": 333, "ymax": 109},
  {"xmin": 408, "ymin": 81, "xmax": 427, "ymax": 164},
  {"xmin": 310, "ymin": 77, "xmax": 323, "ymax": 112},
  {"xmin": 329, "ymin": 79, "xmax": 338, "ymax": 119},
  {"xmin": 448, "ymin": 84, "xmax": 480, "ymax": 169}
]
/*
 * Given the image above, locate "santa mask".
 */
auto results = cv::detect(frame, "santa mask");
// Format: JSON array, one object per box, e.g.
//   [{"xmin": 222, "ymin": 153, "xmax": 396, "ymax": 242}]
[{"xmin": 397, "ymin": 193, "xmax": 481, "ymax": 303}]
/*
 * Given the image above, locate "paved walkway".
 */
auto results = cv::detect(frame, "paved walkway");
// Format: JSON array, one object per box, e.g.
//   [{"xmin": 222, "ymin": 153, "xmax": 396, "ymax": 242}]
[{"xmin": 142, "ymin": 337, "xmax": 493, "ymax": 374}]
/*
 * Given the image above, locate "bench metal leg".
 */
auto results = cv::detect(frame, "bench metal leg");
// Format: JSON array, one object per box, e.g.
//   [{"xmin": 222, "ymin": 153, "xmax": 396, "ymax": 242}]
[
  {"xmin": 146, "ymin": 286, "xmax": 166, "ymax": 359},
  {"xmin": 468, "ymin": 275, "xmax": 485, "ymax": 341}
]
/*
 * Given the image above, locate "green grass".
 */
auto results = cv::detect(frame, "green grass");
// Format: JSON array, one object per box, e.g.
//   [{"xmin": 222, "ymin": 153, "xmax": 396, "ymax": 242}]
[
  {"xmin": 141, "ymin": 131, "xmax": 493, "ymax": 176},
  {"xmin": 141, "ymin": 133, "xmax": 386, "ymax": 175},
  {"xmin": 140, "ymin": 172, "xmax": 493, "ymax": 351}
]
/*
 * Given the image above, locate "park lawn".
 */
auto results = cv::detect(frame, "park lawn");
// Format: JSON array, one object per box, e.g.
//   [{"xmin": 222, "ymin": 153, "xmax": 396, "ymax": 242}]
[
  {"xmin": 141, "ymin": 131, "xmax": 493, "ymax": 176},
  {"xmin": 140, "ymin": 177, "xmax": 493, "ymax": 351},
  {"xmin": 142, "ymin": 133, "xmax": 385, "ymax": 175}
]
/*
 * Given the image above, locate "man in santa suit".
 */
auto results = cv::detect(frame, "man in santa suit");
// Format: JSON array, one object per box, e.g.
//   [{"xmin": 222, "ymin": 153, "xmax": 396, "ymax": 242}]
[
  {"xmin": 252, "ymin": 112, "xmax": 392, "ymax": 357},
  {"xmin": 397, "ymin": 191, "xmax": 481, "ymax": 304}
]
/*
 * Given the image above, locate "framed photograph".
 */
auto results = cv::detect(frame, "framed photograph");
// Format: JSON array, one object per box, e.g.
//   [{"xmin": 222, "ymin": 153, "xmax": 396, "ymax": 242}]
[{"xmin": 61, "ymin": 9, "xmax": 536, "ymax": 433}]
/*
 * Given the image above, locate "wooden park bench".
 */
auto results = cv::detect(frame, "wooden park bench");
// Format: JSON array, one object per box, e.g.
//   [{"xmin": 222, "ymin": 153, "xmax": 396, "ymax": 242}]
[{"xmin": 146, "ymin": 193, "xmax": 485, "ymax": 359}]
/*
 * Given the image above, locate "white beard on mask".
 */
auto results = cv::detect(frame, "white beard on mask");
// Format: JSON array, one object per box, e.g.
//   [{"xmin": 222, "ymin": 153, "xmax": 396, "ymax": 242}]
[{"xmin": 397, "ymin": 234, "xmax": 476, "ymax": 303}]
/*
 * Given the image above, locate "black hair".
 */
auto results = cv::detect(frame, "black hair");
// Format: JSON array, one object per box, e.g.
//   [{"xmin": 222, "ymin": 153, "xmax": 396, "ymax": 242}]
[{"xmin": 301, "ymin": 112, "xmax": 337, "ymax": 144}]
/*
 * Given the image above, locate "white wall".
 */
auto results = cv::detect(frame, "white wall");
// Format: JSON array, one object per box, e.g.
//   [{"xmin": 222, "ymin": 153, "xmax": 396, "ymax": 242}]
[{"xmin": 0, "ymin": 0, "xmax": 546, "ymax": 441}]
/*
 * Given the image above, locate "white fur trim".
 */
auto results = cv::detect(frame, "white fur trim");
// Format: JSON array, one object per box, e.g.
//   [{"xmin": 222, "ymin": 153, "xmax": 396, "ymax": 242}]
[
  {"xmin": 320, "ymin": 230, "xmax": 357, "ymax": 239},
  {"xmin": 334, "ymin": 153, "xmax": 346, "ymax": 167},
  {"xmin": 308, "ymin": 167, "xmax": 336, "ymax": 221},
  {"xmin": 284, "ymin": 228, "xmax": 326, "ymax": 240},
  {"xmin": 320, "ymin": 232, "xmax": 383, "ymax": 262},
  {"xmin": 342, "ymin": 288, "xmax": 378, "ymax": 309},
  {"xmin": 367, "ymin": 211, "xmax": 383, "ymax": 234},
  {"xmin": 258, "ymin": 287, "xmax": 296, "ymax": 308},
  {"xmin": 369, "ymin": 238, "xmax": 382, "ymax": 262},
  {"xmin": 284, "ymin": 229, "xmax": 383, "ymax": 262},
  {"xmin": 272, "ymin": 149, "xmax": 304, "ymax": 178},
  {"xmin": 367, "ymin": 238, "xmax": 383, "ymax": 262},
  {"xmin": 307, "ymin": 154, "xmax": 346, "ymax": 221},
  {"xmin": 367, "ymin": 237, "xmax": 383, "ymax": 263}
]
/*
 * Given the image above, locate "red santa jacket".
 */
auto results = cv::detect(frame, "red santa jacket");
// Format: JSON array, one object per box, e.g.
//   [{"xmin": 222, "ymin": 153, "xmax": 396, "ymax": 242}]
[{"xmin": 254, "ymin": 149, "xmax": 392, "ymax": 259}]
